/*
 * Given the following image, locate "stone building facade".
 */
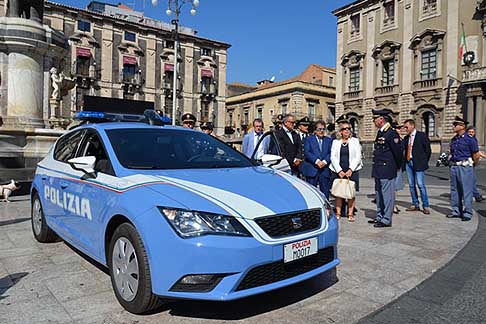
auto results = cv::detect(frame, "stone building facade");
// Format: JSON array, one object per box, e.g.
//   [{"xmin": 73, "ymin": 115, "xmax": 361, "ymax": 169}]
[
  {"xmin": 225, "ymin": 64, "xmax": 336, "ymax": 136},
  {"xmin": 333, "ymin": 0, "xmax": 484, "ymax": 153},
  {"xmin": 0, "ymin": 0, "xmax": 230, "ymax": 133}
]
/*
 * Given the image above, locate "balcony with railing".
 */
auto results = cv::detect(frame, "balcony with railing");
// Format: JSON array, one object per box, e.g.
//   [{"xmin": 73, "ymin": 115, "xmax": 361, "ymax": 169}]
[
  {"xmin": 343, "ymin": 90, "xmax": 362, "ymax": 101},
  {"xmin": 375, "ymin": 84, "xmax": 397, "ymax": 95},
  {"xmin": 72, "ymin": 63, "xmax": 98, "ymax": 89},
  {"xmin": 413, "ymin": 78, "xmax": 440, "ymax": 91},
  {"xmin": 463, "ymin": 67, "xmax": 486, "ymax": 84}
]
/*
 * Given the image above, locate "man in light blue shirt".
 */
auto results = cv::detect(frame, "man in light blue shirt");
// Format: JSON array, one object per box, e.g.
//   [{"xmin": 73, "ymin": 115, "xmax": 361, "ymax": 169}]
[{"xmin": 242, "ymin": 118, "xmax": 268, "ymax": 159}]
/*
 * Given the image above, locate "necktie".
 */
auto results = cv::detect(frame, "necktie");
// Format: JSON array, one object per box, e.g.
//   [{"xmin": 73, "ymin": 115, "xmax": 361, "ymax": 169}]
[
  {"xmin": 318, "ymin": 138, "xmax": 322, "ymax": 152},
  {"xmin": 407, "ymin": 134, "xmax": 413, "ymax": 161}
]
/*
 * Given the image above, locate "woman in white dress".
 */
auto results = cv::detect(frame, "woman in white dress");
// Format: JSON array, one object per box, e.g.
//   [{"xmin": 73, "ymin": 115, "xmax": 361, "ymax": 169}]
[{"xmin": 330, "ymin": 119, "xmax": 363, "ymax": 222}]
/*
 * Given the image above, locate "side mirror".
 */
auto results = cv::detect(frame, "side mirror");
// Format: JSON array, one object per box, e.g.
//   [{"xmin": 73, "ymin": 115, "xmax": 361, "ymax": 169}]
[
  {"xmin": 261, "ymin": 154, "xmax": 283, "ymax": 167},
  {"xmin": 68, "ymin": 156, "xmax": 96, "ymax": 176}
]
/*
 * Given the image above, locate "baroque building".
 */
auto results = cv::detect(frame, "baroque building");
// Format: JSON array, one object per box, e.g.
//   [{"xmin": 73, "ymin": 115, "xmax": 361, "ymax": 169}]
[
  {"xmin": 225, "ymin": 64, "xmax": 336, "ymax": 136},
  {"xmin": 0, "ymin": 0, "xmax": 230, "ymax": 132},
  {"xmin": 333, "ymin": 0, "xmax": 485, "ymax": 153}
]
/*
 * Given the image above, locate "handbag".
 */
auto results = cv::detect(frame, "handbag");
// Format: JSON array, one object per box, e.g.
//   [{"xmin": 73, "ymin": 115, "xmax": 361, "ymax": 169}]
[{"xmin": 331, "ymin": 178, "xmax": 356, "ymax": 199}]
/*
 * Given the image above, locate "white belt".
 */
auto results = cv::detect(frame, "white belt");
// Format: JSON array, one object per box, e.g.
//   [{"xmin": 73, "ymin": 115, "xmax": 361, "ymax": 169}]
[{"xmin": 453, "ymin": 158, "xmax": 473, "ymax": 167}]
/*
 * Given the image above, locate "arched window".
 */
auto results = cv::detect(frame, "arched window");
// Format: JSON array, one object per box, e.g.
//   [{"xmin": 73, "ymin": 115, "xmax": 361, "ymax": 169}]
[
  {"xmin": 422, "ymin": 111, "xmax": 436, "ymax": 138},
  {"xmin": 349, "ymin": 117, "xmax": 360, "ymax": 137}
]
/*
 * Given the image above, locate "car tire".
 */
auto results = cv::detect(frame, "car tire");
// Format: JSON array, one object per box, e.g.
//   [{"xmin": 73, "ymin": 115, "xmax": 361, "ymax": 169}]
[
  {"xmin": 31, "ymin": 193, "xmax": 57, "ymax": 243},
  {"xmin": 108, "ymin": 223, "xmax": 162, "ymax": 314}
]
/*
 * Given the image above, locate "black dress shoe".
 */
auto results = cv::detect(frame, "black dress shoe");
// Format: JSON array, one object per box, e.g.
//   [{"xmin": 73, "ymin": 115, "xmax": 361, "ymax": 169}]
[
  {"xmin": 371, "ymin": 199, "xmax": 376, "ymax": 204},
  {"xmin": 368, "ymin": 219, "xmax": 378, "ymax": 224},
  {"xmin": 446, "ymin": 214, "xmax": 461, "ymax": 218},
  {"xmin": 474, "ymin": 196, "xmax": 484, "ymax": 202},
  {"xmin": 461, "ymin": 217, "xmax": 472, "ymax": 222},
  {"xmin": 374, "ymin": 222, "xmax": 391, "ymax": 228}
]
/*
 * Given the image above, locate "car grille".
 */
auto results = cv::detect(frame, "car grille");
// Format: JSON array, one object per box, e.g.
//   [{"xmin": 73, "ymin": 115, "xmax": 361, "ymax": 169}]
[
  {"xmin": 254, "ymin": 209, "xmax": 321, "ymax": 238},
  {"xmin": 235, "ymin": 246, "xmax": 335, "ymax": 291}
]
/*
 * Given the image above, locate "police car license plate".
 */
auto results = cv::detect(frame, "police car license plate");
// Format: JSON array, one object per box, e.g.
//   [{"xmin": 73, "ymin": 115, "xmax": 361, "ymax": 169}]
[{"xmin": 283, "ymin": 237, "xmax": 318, "ymax": 263}]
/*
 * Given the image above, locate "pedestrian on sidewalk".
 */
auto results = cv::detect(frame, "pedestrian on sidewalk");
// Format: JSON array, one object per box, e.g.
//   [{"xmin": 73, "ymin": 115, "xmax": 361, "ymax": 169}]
[
  {"xmin": 330, "ymin": 115, "xmax": 363, "ymax": 221},
  {"xmin": 447, "ymin": 117, "xmax": 480, "ymax": 221},
  {"xmin": 242, "ymin": 118, "xmax": 267, "ymax": 159},
  {"xmin": 392, "ymin": 121, "xmax": 406, "ymax": 215},
  {"xmin": 369, "ymin": 109, "xmax": 403, "ymax": 228},
  {"xmin": 466, "ymin": 126, "xmax": 484, "ymax": 202},
  {"xmin": 302, "ymin": 120, "xmax": 332, "ymax": 198},
  {"xmin": 275, "ymin": 114, "xmax": 303, "ymax": 176},
  {"xmin": 402, "ymin": 119, "xmax": 432, "ymax": 214}
]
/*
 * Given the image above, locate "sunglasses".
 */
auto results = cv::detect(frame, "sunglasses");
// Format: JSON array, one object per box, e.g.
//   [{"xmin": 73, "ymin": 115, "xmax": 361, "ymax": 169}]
[
  {"xmin": 183, "ymin": 121, "xmax": 194, "ymax": 125},
  {"xmin": 316, "ymin": 127, "xmax": 326, "ymax": 131},
  {"xmin": 340, "ymin": 127, "xmax": 351, "ymax": 131}
]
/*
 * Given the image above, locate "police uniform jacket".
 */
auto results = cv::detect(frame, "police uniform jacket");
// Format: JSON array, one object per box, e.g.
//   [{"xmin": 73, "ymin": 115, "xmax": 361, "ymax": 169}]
[
  {"xmin": 372, "ymin": 123, "xmax": 403, "ymax": 179},
  {"xmin": 450, "ymin": 133, "xmax": 479, "ymax": 162}
]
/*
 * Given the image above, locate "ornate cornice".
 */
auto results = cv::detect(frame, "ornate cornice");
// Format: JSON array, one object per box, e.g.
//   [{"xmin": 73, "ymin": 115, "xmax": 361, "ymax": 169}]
[
  {"xmin": 372, "ymin": 40, "xmax": 401, "ymax": 60},
  {"xmin": 341, "ymin": 50, "xmax": 366, "ymax": 67},
  {"xmin": 69, "ymin": 32, "xmax": 99, "ymax": 48},
  {"xmin": 409, "ymin": 29, "xmax": 446, "ymax": 50}
]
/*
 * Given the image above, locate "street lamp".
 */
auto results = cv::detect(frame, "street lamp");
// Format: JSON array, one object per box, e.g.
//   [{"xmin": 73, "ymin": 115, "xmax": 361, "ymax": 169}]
[{"xmin": 153, "ymin": 0, "xmax": 199, "ymax": 125}]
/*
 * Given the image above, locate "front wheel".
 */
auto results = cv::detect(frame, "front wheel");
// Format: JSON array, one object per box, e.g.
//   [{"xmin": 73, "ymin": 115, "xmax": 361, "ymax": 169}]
[
  {"xmin": 31, "ymin": 193, "xmax": 57, "ymax": 243},
  {"xmin": 108, "ymin": 223, "xmax": 162, "ymax": 314}
]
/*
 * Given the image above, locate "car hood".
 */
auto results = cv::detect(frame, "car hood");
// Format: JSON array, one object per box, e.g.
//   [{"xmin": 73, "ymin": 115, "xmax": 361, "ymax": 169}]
[{"xmin": 123, "ymin": 167, "xmax": 325, "ymax": 220}]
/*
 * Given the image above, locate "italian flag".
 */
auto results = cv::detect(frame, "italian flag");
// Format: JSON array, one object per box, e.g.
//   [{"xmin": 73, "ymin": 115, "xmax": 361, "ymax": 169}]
[{"xmin": 459, "ymin": 29, "xmax": 466, "ymax": 61}]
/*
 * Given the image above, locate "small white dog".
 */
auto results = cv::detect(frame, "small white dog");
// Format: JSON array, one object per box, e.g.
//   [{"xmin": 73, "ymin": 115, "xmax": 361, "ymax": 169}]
[{"xmin": 1, "ymin": 180, "xmax": 20, "ymax": 202}]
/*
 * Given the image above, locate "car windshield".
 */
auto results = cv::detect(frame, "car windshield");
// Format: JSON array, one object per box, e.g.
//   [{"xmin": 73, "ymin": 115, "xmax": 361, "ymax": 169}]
[{"xmin": 106, "ymin": 128, "xmax": 254, "ymax": 170}]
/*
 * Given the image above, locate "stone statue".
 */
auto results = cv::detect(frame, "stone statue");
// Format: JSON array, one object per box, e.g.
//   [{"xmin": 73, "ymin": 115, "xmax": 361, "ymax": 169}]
[
  {"xmin": 50, "ymin": 67, "xmax": 75, "ymax": 101},
  {"xmin": 7, "ymin": 0, "xmax": 44, "ymax": 23}
]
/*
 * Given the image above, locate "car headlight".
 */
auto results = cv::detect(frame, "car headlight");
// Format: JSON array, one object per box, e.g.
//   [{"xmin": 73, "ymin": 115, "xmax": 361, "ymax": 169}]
[
  {"xmin": 159, "ymin": 207, "xmax": 251, "ymax": 238},
  {"xmin": 323, "ymin": 198, "xmax": 335, "ymax": 221}
]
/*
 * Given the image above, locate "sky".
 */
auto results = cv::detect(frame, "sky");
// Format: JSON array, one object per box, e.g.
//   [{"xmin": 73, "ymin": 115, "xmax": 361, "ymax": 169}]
[{"xmin": 55, "ymin": 0, "xmax": 351, "ymax": 85}]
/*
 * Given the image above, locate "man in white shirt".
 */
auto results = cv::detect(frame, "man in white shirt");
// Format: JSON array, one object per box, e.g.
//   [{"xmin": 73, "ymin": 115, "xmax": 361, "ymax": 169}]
[
  {"xmin": 242, "ymin": 119, "xmax": 267, "ymax": 159},
  {"xmin": 275, "ymin": 114, "xmax": 303, "ymax": 175}
]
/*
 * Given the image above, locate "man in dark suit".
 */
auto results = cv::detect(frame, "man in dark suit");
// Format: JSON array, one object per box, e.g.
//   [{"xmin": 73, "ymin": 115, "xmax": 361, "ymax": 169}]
[
  {"xmin": 275, "ymin": 114, "xmax": 303, "ymax": 175},
  {"xmin": 403, "ymin": 119, "xmax": 432, "ymax": 214},
  {"xmin": 302, "ymin": 121, "xmax": 333, "ymax": 198}
]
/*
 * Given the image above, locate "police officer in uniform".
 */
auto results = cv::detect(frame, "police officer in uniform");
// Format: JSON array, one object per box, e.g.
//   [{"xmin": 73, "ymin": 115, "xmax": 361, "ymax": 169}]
[
  {"xmin": 273, "ymin": 114, "xmax": 284, "ymax": 131},
  {"xmin": 181, "ymin": 113, "xmax": 196, "ymax": 129},
  {"xmin": 297, "ymin": 117, "xmax": 311, "ymax": 143},
  {"xmin": 369, "ymin": 109, "xmax": 403, "ymax": 228},
  {"xmin": 447, "ymin": 116, "xmax": 480, "ymax": 221},
  {"xmin": 200, "ymin": 121, "xmax": 214, "ymax": 135}
]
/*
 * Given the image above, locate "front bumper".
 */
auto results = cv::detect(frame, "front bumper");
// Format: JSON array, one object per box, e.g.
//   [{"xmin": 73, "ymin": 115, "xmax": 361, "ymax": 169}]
[{"xmin": 134, "ymin": 210, "xmax": 340, "ymax": 301}]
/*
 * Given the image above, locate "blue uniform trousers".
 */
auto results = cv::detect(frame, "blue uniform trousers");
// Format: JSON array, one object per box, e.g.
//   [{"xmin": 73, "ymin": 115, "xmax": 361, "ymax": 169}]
[
  {"xmin": 375, "ymin": 177, "xmax": 396, "ymax": 225},
  {"xmin": 450, "ymin": 165, "xmax": 474, "ymax": 219},
  {"xmin": 306, "ymin": 171, "xmax": 331, "ymax": 199},
  {"xmin": 472, "ymin": 170, "xmax": 481, "ymax": 199}
]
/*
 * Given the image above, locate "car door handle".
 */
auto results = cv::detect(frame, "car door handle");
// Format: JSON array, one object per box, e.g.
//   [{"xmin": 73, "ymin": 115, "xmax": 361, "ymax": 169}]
[
  {"xmin": 41, "ymin": 175, "xmax": 47, "ymax": 180},
  {"xmin": 60, "ymin": 181, "xmax": 69, "ymax": 189}
]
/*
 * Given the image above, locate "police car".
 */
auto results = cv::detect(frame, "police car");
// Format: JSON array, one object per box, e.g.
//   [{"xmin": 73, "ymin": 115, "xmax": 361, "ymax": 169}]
[{"xmin": 30, "ymin": 109, "xmax": 339, "ymax": 314}]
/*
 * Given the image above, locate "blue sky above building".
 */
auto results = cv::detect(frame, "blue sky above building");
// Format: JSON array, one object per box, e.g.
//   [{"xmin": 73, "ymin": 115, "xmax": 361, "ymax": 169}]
[{"xmin": 54, "ymin": 0, "xmax": 350, "ymax": 85}]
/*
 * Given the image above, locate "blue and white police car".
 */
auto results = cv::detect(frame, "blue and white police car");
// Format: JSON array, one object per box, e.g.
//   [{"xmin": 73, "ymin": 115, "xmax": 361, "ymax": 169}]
[{"xmin": 30, "ymin": 110, "xmax": 339, "ymax": 314}]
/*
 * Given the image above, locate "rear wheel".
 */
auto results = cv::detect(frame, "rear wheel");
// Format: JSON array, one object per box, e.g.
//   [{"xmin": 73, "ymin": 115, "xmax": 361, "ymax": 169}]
[
  {"xmin": 108, "ymin": 223, "xmax": 162, "ymax": 314},
  {"xmin": 31, "ymin": 193, "xmax": 57, "ymax": 243}
]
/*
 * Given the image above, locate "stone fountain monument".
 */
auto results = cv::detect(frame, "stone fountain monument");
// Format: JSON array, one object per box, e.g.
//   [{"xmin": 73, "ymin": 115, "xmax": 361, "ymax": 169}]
[{"xmin": 0, "ymin": 0, "xmax": 71, "ymax": 181}]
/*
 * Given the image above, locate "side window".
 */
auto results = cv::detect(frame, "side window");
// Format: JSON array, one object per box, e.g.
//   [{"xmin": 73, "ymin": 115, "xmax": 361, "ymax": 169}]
[
  {"xmin": 54, "ymin": 130, "xmax": 85, "ymax": 163},
  {"xmin": 79, "ymin": 132, "xmax": 115, "ymax": 176},
  {"xmin": 251, "ymin": 132, "xmax": 282, "ymax": 160}
]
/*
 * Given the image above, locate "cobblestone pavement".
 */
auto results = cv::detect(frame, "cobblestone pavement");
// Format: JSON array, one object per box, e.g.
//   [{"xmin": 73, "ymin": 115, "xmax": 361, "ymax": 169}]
[{"xmin": 0, "ymin": 173, "xmax": 478, "ymax": 324}]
